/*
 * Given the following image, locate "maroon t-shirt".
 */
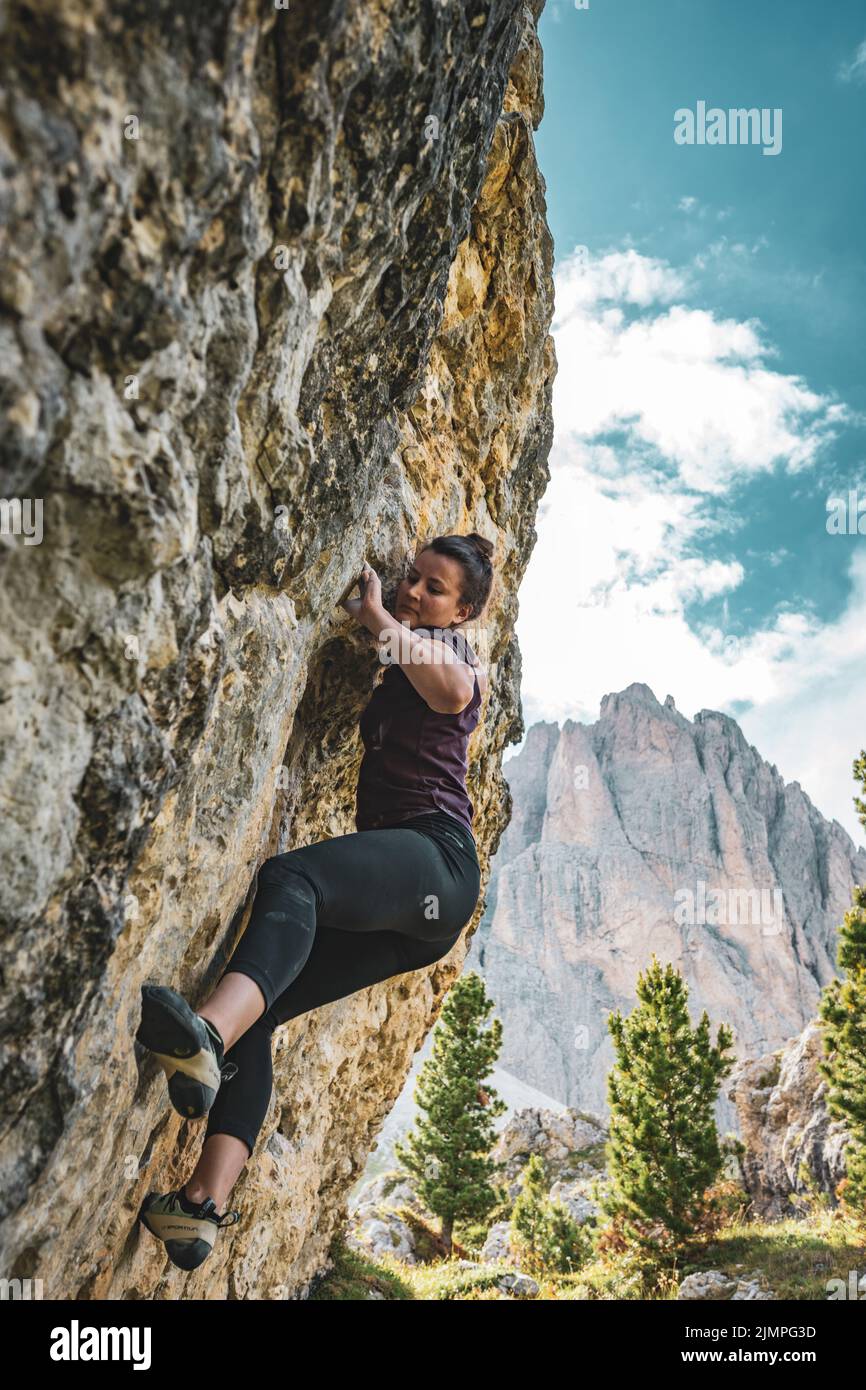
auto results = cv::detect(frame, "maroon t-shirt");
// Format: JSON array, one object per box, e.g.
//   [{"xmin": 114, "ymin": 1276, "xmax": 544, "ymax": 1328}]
[{"xmin": 354, "ymin": 625, "xmax": 483, "ymax": 840}]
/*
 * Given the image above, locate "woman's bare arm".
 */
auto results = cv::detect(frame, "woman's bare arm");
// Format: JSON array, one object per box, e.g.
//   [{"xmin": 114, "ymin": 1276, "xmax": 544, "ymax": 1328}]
[
  {"xmin": 340, "ymin": 563, "xmax": 475, "ymax": 713},
  {"xmin": 374, "ymin": 614, "xmax": 476, "ymax": 713}
]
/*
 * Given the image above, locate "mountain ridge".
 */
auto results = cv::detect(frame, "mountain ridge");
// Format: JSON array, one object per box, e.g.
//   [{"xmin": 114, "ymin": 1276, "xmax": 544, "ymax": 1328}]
[{"xmin": 470, "ymin": 682, "xmax": 866, "ymax": 1135}]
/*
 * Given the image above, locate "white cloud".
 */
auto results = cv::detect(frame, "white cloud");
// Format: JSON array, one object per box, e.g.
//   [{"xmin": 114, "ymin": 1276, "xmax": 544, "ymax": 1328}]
[
  {"xmin": 838, "ymin": 38, "xmax": 866, "ymax": 83},
  {"xmin": 512, "ymin": 459, "xmax": 866, "ymax": 846},
  {"xmin": 551, "ymin": 248, "xmax": 847, "ymax": 492},
  {"xmin": 513, "ymin": 452, "xmax": 752, "ymax": 720},
  {"xmin": 691, "ymin": 233, "xmax": 769, "ymax": 269},
  {"xmin": 508, "ymin": 247, "xmax": 866, "ymax": 848},
  {"xmin": 553, "ymin": 246, "xmax": 689, "ymax": 317},
  {"xmin": 676, "ymin": 196, "xmax": 733, "ymax": 221}
]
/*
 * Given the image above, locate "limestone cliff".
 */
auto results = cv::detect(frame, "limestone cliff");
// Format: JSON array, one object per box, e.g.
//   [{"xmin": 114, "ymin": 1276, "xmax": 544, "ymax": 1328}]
[
  {"xmin": 468, "ymin": 683, "xmax": 866, "ymax": 1136},
  {"xmin": 0, "ymin": 0, "xmax": 556, "ymax": 1298}
]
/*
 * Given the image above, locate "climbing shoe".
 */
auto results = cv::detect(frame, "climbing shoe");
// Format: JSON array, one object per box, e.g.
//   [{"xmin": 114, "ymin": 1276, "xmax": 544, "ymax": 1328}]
[
  {"xmin": 138, "ymin": 1186, "xmax": 240, "ymax": 1271},
  {"xmin": 136, "ymin": 983, "xmax": 238, "ymax": 1120}
]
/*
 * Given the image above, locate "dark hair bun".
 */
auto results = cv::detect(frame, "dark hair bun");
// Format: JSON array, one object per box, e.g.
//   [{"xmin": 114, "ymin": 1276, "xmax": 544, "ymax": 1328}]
[{"xmin": 466, "ymin": 532, "xmax": 494, "ymax": 565}]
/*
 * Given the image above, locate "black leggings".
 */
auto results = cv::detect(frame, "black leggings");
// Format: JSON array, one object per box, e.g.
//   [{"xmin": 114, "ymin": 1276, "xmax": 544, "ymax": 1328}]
[{"xmin": 203, "ymin": 811, "xmax": 481, "ymax": 1158}]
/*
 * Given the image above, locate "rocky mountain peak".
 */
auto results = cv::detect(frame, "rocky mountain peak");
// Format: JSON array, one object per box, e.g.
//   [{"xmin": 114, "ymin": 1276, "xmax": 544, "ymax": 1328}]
[{"xmin": 470, "ymin": 688, "xmax": 866, "ymax": 1136}]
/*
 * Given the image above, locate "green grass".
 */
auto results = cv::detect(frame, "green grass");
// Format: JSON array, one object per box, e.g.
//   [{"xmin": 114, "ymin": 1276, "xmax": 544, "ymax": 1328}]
[
  {"xmin": 309, "ymin": 1203, "xmax": 866, "ymax": 1301},
  {"xmin": 308, "ymin": 1231, "xmax": 524, "ymax": 1300},
  {"xmin": 682, "ymin": 1211, "xmax": 866, "ymax": 1301}
]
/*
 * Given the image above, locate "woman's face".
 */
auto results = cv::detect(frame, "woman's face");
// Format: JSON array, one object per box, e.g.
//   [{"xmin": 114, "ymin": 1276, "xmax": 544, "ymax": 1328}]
[{"xmin": 395, "ymin": 550, "xmax": 472, "ymax": 630}]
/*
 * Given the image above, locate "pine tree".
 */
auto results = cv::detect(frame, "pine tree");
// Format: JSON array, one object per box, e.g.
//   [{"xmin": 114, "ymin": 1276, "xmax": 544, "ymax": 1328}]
[
  {"xmin": 510, "ymin": 1153, "xmax": 549, "ymax": 1265},
  {"xmin": 394, "ymin": 971, "xmax": 507, "ymax": 1254},
  {"xmin": 854, "ymin": 751, "xmax": 866, "ymax": 830},
  {"xmin": 817, "ymin": 750, "xmax": 866, "ymax": 1227},
  {"xmin": 510, "ymin": 1153, "xmax": 591, "ymax": 1276},
  {"xmin": 599, "ymin": 955, "xmax": 735, "ymax": 1257}
]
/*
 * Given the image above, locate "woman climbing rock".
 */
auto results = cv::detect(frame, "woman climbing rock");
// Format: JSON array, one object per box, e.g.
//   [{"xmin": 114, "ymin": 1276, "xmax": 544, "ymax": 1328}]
[{"xmin": 135, "ymin": 531, "xmax": 494, "ymax": 1270}]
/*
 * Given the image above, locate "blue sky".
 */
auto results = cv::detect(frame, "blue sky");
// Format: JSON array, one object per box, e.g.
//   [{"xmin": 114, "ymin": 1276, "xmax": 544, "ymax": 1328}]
[{"xmin": 507, "ymin": 0, "xmax": 866, "ymax": 846}]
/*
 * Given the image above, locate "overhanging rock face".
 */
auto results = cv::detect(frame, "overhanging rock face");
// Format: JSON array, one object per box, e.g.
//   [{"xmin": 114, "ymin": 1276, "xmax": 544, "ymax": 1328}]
[{"xmin": 0, "ymin": 1, "xmax": 556, "ymax": 1296}]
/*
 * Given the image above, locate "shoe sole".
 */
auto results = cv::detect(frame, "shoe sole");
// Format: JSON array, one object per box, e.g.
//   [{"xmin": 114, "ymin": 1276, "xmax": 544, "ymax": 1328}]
[
  {"xmin": 137, "ymin": 1195, "xmax": 216, "ymax": 1270},
  {"xmin": 136, "ymin": 984, "xmax": 222, "ymax": 1119}
]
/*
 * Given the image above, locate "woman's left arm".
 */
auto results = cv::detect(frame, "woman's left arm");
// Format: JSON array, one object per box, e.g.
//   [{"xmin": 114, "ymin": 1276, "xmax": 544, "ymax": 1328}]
[{"xmin": 340, "ymin": 563, "xmax": 475, "ymax": 713}]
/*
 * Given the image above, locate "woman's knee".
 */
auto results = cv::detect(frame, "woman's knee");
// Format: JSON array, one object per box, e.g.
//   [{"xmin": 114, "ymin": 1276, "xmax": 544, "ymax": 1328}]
[{"xmin": 257, "ymin": 854, "xmax": 321, "ymax": 907}]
